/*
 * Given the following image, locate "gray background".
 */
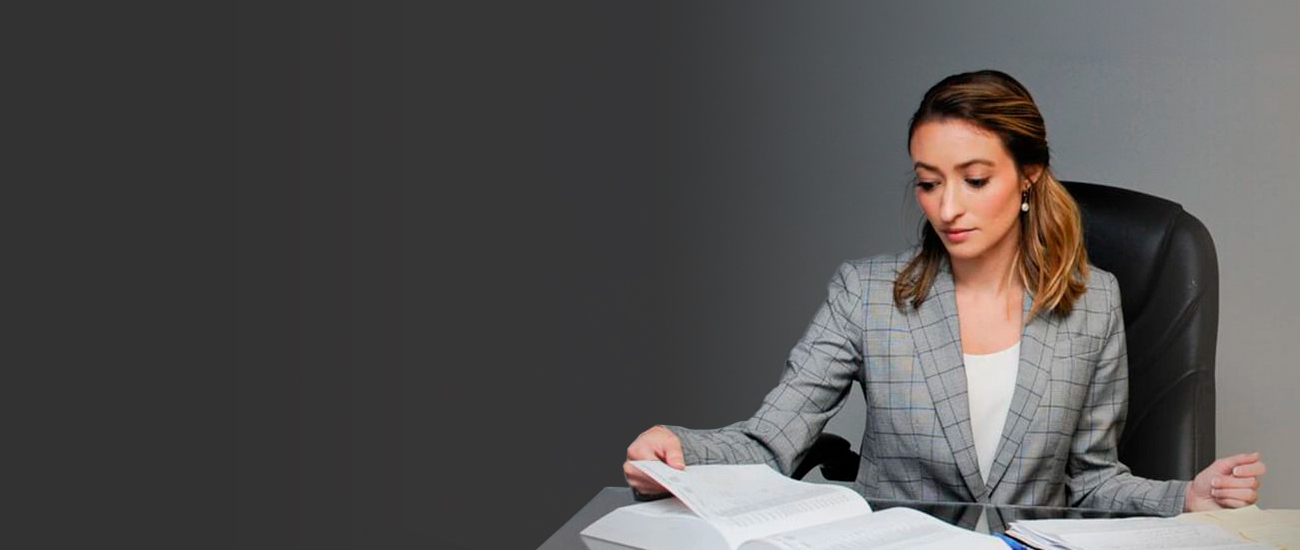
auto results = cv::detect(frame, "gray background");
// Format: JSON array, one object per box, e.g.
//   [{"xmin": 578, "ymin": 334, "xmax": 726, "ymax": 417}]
[{"xmin": 236, "ymin": 1, "xmax": 1300, "ymax": 548}]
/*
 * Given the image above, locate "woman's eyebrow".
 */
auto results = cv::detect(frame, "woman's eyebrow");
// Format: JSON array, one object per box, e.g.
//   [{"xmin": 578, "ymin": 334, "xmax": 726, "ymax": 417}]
[
  {"xmin": 913, "ymin": 159, "xmax": 995, "ymax": 172},
  {"xmin": 956, "ymin": 159, "xmax": 995, "ymax": 170}
]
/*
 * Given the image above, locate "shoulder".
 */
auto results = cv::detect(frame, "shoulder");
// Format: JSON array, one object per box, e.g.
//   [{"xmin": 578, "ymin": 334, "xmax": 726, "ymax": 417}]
[
  {"xmin": 1079, "ymin": 264, "xmax": 1122, "ymax": 314},
  {"xmin": 829, "ymin": 248, "xmax": 916, "ymax": 306},
  {"xmin": 835, "ymin": 248, "xmax": 916, "ymax": 286},
  {"xmin": 1062, "ymin": 264, "xmax": 1124, "ymax": 339}
]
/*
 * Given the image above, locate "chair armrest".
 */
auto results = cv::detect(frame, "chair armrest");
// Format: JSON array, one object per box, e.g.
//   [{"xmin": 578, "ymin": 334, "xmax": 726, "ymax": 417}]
[{"xmin": 791, "ymin": 433, "xmax": 860, "ymax": 482}]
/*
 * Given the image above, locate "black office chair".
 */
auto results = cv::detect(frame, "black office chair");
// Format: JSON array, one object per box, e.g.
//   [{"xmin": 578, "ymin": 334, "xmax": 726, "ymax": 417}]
[{"xmin": 793, "ymin": 181, "xmax": 1218, "ymax": 484}]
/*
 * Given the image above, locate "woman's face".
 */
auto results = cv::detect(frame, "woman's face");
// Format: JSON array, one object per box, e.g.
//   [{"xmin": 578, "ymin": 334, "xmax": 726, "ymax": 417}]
[{"xmin": 909, "ymin": 119, "xmax": 1030, "ymax": 265}]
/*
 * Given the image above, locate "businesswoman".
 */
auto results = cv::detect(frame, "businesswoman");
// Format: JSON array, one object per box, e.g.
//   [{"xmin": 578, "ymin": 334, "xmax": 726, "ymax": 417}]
[{"xmin": 623, "ymin": 70, "xmax": 1264, "ymax": 515}]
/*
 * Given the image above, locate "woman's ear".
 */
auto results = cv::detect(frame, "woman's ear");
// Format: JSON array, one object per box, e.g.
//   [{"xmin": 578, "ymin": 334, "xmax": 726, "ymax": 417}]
[{"xmin": 1022, "ymin": 165, "xmax": 1044, "ymax": 190}]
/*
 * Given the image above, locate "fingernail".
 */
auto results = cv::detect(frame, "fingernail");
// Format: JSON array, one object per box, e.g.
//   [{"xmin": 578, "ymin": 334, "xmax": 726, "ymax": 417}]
[
  {"xmin": 1211, "ymin": 489, "xmax": 1219, "ymax": 497},
  {"xmin": 1233, "ymin": 467, "xmax": 1241, "ymax": 476},
  {"xmin": 1212, "ymin": 477, "xmax": 1220, "ymax": 488}
]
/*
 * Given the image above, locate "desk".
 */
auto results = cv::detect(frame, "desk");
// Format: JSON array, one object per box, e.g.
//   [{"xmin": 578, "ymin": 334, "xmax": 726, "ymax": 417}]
[{"xmin": 538, "ymin": 487, "xmax": 1149, "ymax": 549}]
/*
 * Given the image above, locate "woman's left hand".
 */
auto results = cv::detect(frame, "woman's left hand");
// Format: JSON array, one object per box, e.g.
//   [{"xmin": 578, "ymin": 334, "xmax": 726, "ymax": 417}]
[{"xmin": 1185, "ymin": 452, "xmax": 1267, "ymax": 512}]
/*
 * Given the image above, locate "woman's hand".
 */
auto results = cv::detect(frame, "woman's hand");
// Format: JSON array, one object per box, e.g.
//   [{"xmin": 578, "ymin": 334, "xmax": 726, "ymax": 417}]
[
  {"xmin": 623, "ymin": 426, "xmax": 686, "ymax": 497},
  {"xmin": 1185, "ymin": 452, "xmax": 1267, "ymax": 512}
]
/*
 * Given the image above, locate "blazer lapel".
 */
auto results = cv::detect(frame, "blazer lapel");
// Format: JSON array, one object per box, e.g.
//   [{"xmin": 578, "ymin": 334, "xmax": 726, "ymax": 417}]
[
  {"xmin": 908, "ymin": 268, "xmax": 987, "ymax": 501},
  {"xmin": 984, "ymin": 288, "xmax": 1058, "ymax": 495}
]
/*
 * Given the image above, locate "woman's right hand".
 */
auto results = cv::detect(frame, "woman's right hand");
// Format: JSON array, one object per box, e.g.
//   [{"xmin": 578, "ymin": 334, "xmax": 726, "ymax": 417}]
[{"xmin": 623, "ymin": 425, "xmax": 686, "ymax": 497}]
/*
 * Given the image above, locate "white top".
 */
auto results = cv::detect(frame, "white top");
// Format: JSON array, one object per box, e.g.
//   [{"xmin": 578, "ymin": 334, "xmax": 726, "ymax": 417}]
[
  {"xmin": 964, "ymin": 342, "xmax": 1020, "ymax": 534},
  {"xmin": 963, "ymin": 342, "xmax": 1020, "ymax": 483}
]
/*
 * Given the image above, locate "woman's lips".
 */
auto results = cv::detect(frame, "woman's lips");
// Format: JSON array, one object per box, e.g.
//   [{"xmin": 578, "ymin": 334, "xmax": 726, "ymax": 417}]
[{"xmin": 942, "ymin": 228, "xmax": 975, "ymax": 243}]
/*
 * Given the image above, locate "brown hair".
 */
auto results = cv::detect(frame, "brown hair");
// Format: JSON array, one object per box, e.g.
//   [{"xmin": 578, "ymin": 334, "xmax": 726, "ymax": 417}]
[{"xmin": 893, "ymin": 70, "xmax": 1088, "ymax": 319}]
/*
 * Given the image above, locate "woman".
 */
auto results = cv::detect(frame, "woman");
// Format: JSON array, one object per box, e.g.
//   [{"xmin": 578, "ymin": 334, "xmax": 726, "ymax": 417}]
[{"xmin": 623, "ymin": 70, "xmax": 1264, "ymax": 515}]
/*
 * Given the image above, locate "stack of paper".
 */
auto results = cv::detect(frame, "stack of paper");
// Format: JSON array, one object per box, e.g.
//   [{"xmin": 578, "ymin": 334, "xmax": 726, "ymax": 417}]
[{"xmin": 1006, "ymin": 516, "xmax": 1276, "ymax": 549}]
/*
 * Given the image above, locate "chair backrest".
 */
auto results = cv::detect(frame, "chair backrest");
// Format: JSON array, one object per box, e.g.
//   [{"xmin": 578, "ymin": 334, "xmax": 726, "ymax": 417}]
[{"xmin": 1063, "ymin": 181, "xmax": 1218, "ymax": 481}]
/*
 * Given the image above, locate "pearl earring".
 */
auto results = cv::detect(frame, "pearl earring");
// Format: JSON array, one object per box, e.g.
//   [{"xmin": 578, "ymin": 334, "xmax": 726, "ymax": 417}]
[{"xmin": 1021, "ymin": 191, "xmax": 1030, "ymax": 212}]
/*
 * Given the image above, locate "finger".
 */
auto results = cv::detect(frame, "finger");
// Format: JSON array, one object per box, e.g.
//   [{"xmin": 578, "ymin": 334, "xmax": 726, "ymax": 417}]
[
  {"xmin": 1208, "ymin": 452, "xmax": 1259, "ymax": 475},
  {"xmin": 662, "ymin": 444, "xmax": 686, "ymax": 470},
  {"xmin": 1211, "ymin": 488, "xmax": 1257, "ymax": 502},
  {"xmin": 622, "ymin": 459, "xmax": 653, "ymax": 481},
  {"xmin": 1215, "ymin": 497, "xmax": 1253, "ymax": 509},
  {"xmin": 623, "ymin": 460, "xmax": 654, "ymax": 482},
  {"xmin": 649, "ymin": 426, "xmax": 686, "ymax": 469},
  {"xmin": 1224, "ymin": 452, "xmax": 1262, "ymax": 467},
  {"xmin": 1232, "ymin": 461, "xmax": 1267, "ymax": 477},
  {"xmin": 623, "ymin": 460, "xmax": 638, "ymax": 480},
  {"xmin": 627, "ymin": 440, "xmax": 656, "ymax": 461},
  {"xmin": 623, "ymin": 462, "xmax": 668, "ymax": 494},
  {"xmin": 1212, "ymin": 476, "xmax": 1260, "ymax": 490}
]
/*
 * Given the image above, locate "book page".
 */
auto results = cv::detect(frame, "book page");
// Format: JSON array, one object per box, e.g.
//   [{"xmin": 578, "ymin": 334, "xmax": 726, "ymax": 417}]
[
  {"xmin": 1010, "ymin": 517, "xmax": 1275, "ymax": 550},
  {"xmin": 741, "ymin": 507, "xmax": 1005, "ymax": 550},
  {"xmin": 580, "ymin": 499, "xmax": 731, "ymax": 550},
  {"xmin": 631, "ymin": 461, "xmax": 870, "ymax": 545}
]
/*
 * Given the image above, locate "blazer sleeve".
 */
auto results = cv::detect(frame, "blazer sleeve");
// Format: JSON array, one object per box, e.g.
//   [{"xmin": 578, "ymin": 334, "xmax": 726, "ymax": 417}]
[
  {"xmin": 662, "ymin": 261, "xmax": 866, "ymax": 476},
  {"xmin": 1066, "ymin": 271, "xmax": 1190, "ymax": 515}
]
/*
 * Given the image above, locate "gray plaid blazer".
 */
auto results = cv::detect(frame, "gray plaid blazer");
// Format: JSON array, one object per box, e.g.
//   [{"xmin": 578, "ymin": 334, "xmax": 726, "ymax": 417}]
[{"xmin": 666, "ymin": 250, "xmax": 1189, "ymax": 516}]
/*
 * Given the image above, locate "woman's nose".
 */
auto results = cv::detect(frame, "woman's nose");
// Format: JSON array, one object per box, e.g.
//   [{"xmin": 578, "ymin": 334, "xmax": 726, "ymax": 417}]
[{"xmin": 938, "ymin": 185, "xmax": 963, "ymax": 223}]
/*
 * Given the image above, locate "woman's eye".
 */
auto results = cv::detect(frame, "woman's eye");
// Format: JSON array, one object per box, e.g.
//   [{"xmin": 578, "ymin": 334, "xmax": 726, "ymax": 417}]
[
  {"xmin": 965, "ymin": 178, "xmax": 989, "ymax": 188},
  {"xmin": 916, "ymin": 181, "xmax": 938, "ymax": 192}
]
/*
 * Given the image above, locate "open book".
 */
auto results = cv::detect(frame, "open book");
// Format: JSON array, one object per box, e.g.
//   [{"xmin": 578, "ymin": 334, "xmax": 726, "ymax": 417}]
[{"xmin": 580, "ymin": 461, "xmax": 1004, "ymax": 550}]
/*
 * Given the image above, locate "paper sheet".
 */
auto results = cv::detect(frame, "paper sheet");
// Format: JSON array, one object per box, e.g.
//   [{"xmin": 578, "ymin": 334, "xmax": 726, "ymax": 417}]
[
  {"xmin": 1178, "ymin": 505, "xmax": 1300, "ymax": 549},
  {"xmin": 631, "ymin": 461, "xmax": 870, "ymax": 544},
  {"xmin": 1011, "ymin": 517, "xmax": 1275, "ymax": 550}
]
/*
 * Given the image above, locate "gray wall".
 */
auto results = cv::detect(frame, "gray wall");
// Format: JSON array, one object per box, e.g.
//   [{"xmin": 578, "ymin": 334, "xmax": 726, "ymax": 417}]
[{"xmin": 243, "ymin": 1, "xmax": 1300, "ymax": 548}]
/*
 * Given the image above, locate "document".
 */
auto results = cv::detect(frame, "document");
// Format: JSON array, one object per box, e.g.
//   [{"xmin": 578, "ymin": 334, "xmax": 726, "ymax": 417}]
[
  {"xmin": 580, "ymin": 462, "xmax": 1004, "ymax": 550},
  {"xmin": 1177, "ymin": 505, "xmax": 1300, "ymax": 549},
  {"xmin": 1006, "ymin": 516, "xmax": 1276, "ymax": 550}
]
